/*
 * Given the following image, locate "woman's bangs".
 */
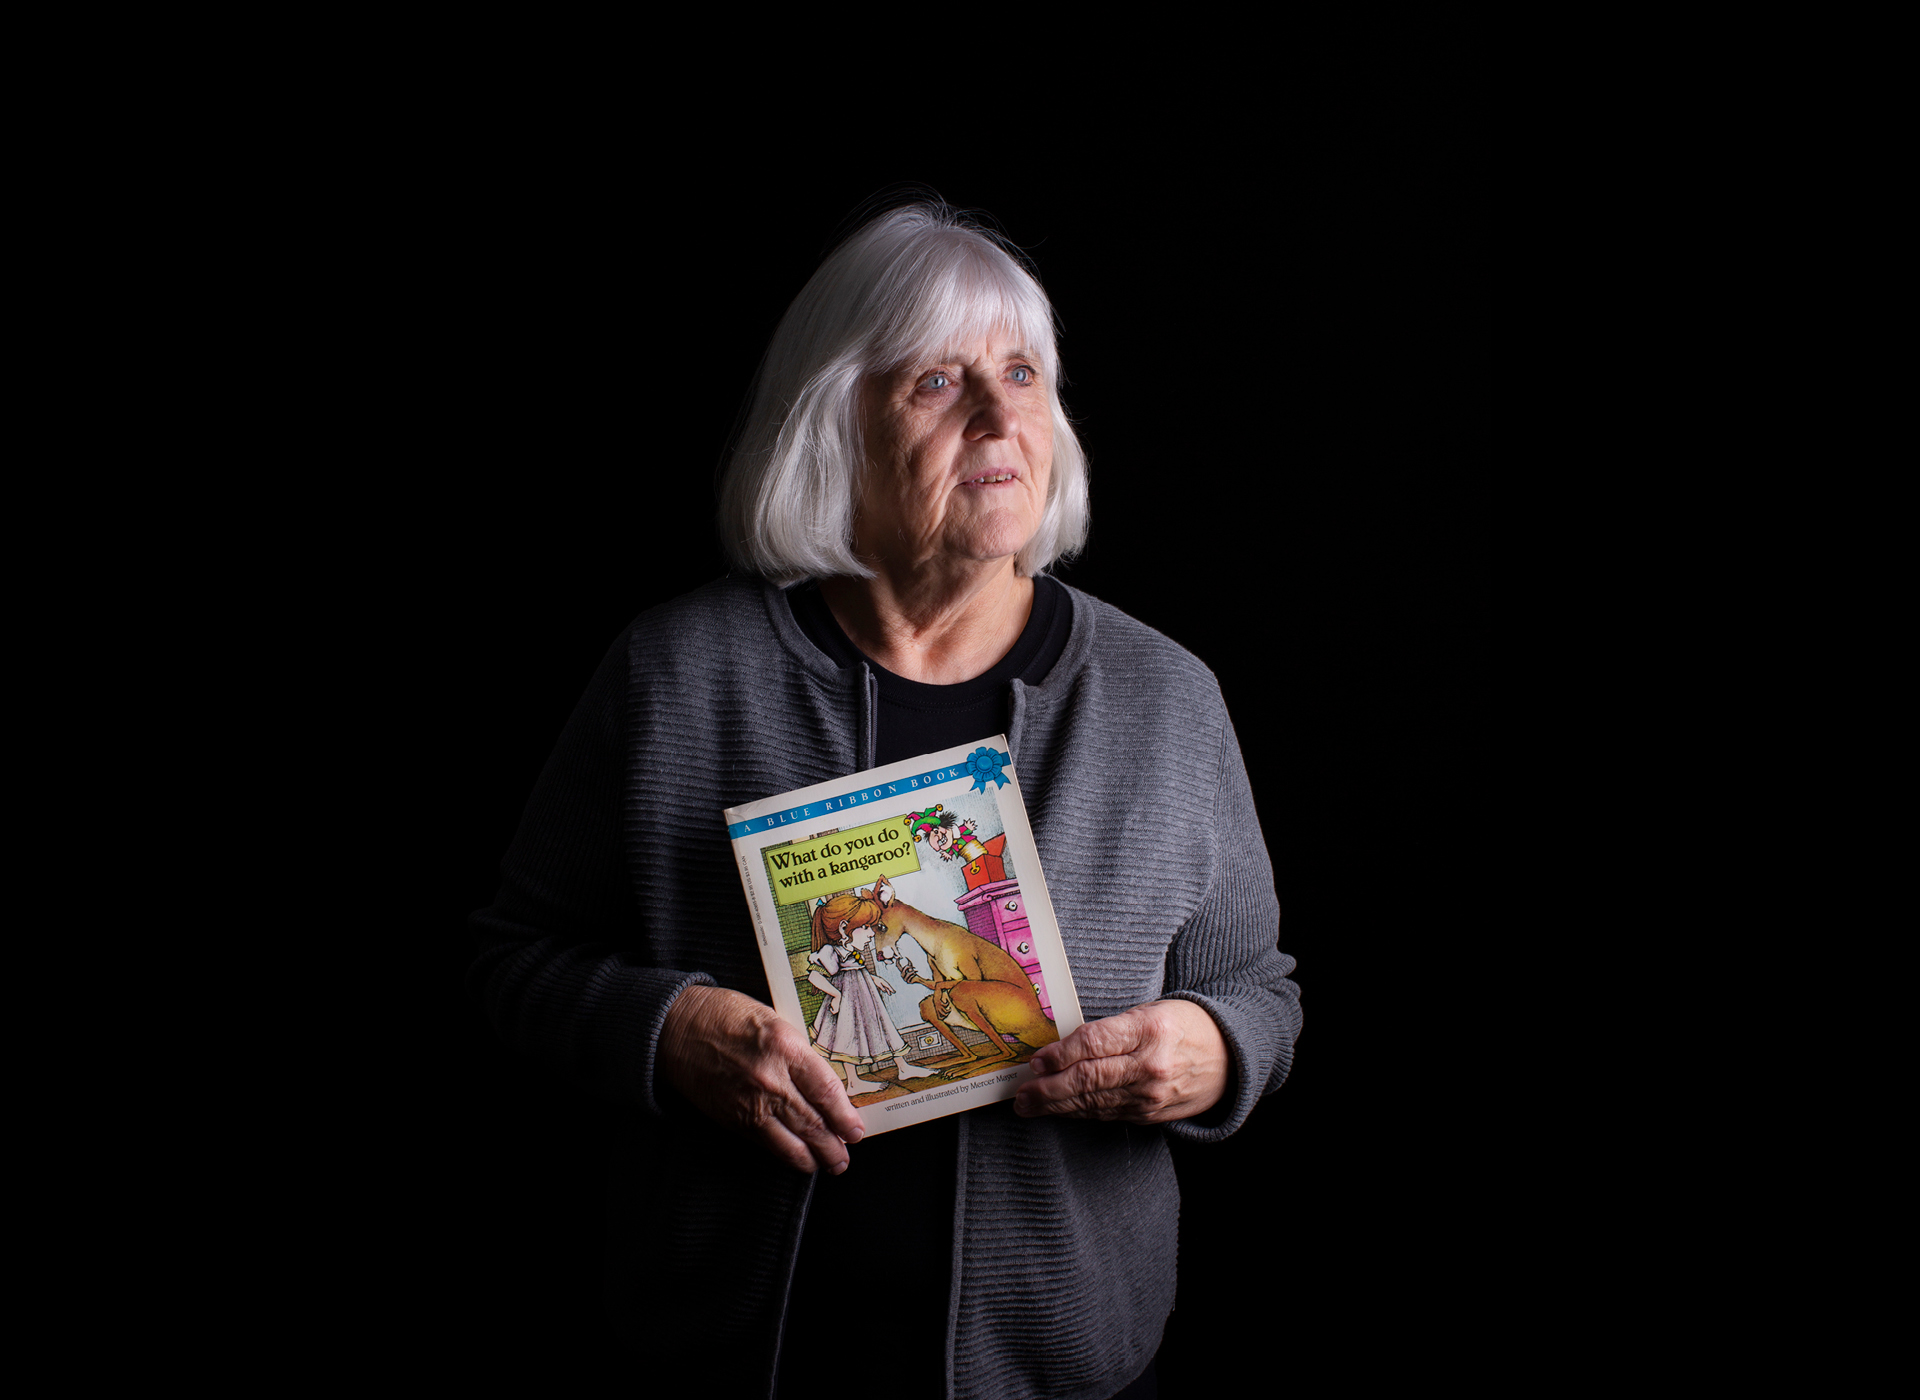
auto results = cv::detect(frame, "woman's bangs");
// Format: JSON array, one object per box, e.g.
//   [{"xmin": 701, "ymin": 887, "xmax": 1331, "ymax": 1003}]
[{"xmin": 873, "ymin": 240, "xmax": 1055, "ymax": 375}]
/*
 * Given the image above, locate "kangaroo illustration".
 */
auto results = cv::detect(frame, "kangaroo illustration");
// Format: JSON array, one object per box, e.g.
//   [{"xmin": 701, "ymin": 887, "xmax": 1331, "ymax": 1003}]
[{"xmin": 863, "ymin": 874, "xmax": 1058, "ymax": 1071}]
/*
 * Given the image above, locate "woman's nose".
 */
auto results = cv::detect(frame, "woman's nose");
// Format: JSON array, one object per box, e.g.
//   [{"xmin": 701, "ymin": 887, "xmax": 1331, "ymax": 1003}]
[{"xmin": 963, "ymin": 382, "xmax": 1020, "ymax": 440}]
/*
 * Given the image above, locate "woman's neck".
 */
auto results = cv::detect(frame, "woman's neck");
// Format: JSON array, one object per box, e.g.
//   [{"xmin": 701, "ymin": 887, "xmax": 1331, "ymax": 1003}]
[{"xmin": 818, "ymin": 561, "xmax": 1034, "ymax": 685}]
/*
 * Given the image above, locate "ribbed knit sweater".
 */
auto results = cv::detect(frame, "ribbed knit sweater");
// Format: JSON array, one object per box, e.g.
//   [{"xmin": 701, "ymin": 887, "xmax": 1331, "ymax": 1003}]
[{"xmin": 469, "ymin": 575, "xmax": 1302, "ymax": 1400}]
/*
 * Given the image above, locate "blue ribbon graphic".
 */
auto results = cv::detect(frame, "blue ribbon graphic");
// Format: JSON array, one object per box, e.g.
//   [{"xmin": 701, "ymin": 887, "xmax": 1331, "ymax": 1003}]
[{"xmin": 966, "ymin": 746, "xmax": 1011, "ymax": 792}]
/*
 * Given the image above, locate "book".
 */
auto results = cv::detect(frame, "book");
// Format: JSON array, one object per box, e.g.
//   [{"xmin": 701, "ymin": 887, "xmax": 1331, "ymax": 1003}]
[{"xmin": 723, "ymin": 736, "xmax": 1085, "ymax": 1136}]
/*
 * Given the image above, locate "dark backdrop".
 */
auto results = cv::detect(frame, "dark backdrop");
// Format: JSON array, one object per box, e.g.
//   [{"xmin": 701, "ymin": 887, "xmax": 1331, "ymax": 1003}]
[{"xmin": 339, "ymin": 27, "xmax": 1483, "ymax": 1390}]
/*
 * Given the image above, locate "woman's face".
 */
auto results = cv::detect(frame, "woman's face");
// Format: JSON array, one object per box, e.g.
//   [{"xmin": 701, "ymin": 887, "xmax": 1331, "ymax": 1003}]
[{"xmin": 855, "ymin": 335, "xmax": 1053, "ymax": 572}]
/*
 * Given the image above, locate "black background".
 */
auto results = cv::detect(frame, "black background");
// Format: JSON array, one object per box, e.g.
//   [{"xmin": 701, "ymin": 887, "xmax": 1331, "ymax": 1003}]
[{"xmin": 339, "ymin": 22, "xmax": 1483, "ymax": 1390}]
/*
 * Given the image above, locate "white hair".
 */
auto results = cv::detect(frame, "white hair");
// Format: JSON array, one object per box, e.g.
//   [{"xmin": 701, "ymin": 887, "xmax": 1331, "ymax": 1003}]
[{"xmin": 717, "ymin": 202, "xmax": 1090, "ymax": 584}]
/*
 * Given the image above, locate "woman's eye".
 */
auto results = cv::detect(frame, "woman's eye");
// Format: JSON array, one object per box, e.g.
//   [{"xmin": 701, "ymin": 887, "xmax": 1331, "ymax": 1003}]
[
  {"xmin": 921, "ymin": 372, "xmax": 951, "ymax": 391},
  {"xmin": 1009, "ymin": 366, "xmax": 1034, "ymax": 384}
]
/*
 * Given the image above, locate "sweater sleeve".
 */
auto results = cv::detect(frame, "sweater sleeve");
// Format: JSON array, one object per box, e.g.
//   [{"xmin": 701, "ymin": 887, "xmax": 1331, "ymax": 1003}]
[
  {"xmin": 1158, "ymin": 716, "xmax": 1302, "ymax": 1144},
  {"xmin": 466, "ymin": 630, "xmax": 715, "ymax": 1118}
]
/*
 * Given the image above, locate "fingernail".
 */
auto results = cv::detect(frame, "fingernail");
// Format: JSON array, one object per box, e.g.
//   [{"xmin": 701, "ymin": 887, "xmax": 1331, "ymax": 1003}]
[{"xmin": 832, "ymin": 1159, "xmax": 849, "ymax": 1175}]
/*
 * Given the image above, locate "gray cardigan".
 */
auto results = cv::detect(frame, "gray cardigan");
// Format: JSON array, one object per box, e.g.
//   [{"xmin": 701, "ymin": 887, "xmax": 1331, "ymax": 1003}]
[{"xmin": 469, "ymin": 576, "xmax": 1301, "ymax": 1400}]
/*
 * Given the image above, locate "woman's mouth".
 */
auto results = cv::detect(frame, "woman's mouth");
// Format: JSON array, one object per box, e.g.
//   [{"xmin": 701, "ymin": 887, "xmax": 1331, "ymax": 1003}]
[{"xmin": 962, "ymin": 472, "xmax": 1017, "ymax": 486}]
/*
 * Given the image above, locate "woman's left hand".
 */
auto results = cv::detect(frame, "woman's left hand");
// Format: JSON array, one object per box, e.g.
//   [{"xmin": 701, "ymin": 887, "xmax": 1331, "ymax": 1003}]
[{"xmin": 1013, "ymin": 1000, "xmax": 1228, "ymax": 1123}]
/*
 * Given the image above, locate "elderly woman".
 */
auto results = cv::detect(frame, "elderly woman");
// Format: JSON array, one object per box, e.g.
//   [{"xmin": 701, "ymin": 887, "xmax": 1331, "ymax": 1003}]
[{"xmin": 470, "ymin": 201, "xmax": 1301, "ymax": 1400}]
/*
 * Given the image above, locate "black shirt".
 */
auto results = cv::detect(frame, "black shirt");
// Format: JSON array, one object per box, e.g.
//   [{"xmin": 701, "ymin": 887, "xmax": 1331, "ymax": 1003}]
[
  {"xmin": 784, "ymin": 575, "xmax": 1072, "ymax": 767},
  {"xmin": 774, "ymin": 576, "xmax": 1071, "ymax": 1400}
]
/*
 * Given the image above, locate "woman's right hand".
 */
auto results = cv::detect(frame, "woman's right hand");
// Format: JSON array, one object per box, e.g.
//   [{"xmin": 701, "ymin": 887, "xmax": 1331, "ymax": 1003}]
[{"xmin": 659, "ymin": 984, "xmax": 864, "ymax": 1174}]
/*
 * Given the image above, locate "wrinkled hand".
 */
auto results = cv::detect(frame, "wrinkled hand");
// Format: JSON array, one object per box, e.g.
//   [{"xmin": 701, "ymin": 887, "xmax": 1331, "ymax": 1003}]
[
  {"xmin": 659, "ymin": 985, "xmax": 865, "ymax": 1174},
  {"xmin": 1013, "ymin": 1000, "xmax": 1228, "ymax": 1123}
]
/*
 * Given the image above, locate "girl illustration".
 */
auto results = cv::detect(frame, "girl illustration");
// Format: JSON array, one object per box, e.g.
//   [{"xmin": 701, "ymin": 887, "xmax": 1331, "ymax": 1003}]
[{"xmin": 806, "ymin": 891, "xmax": 916, "ymax": 1094}]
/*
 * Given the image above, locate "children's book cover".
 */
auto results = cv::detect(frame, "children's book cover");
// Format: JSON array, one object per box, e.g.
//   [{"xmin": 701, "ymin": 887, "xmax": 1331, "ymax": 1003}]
[{"xmin": 723, "ymin": 736, "xmax": 1084, "ymax": 1136}]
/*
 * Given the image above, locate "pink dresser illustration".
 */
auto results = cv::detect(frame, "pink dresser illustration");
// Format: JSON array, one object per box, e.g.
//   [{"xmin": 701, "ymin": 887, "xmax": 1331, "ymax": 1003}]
[{"xmin": 952, "ymin": 877, "xmax": 1052, "ymax": 1020}]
